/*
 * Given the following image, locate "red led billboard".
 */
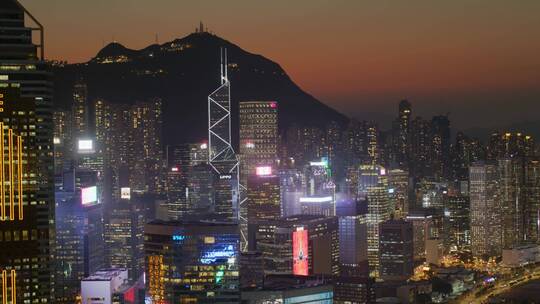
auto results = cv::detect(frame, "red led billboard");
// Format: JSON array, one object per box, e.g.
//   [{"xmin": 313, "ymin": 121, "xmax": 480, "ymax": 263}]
[{"xmin": 292, "ymin": 227, "xmax": 308, "ymax": 276}]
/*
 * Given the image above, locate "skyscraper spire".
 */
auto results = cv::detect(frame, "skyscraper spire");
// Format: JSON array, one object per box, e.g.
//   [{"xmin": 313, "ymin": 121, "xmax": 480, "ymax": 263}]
[
  {"xmin": 220, "ymin": 47, "xmax": 228, "ymax": 85},
  {"xmin": 208, "ymin": 49, "xmax": 248, "ymax": 251}
]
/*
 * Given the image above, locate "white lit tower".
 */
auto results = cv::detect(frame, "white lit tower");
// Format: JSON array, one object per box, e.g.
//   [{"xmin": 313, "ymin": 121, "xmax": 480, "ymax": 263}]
[{"xmin": 208, "ymin": 48, "xmax": 248, "ymax": 250}]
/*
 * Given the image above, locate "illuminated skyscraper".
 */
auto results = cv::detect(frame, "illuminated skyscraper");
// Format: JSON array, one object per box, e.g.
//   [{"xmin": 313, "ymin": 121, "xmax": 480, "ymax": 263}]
[
  {"xmin": 72, "ymin": 81, "xmax": 89, "ymax": 137},
  {"xmin": 239, "ymin": 101, "xmax": 278, "ymax": 181},
  {"xmin": 387, "ymin": 169, "xmax": 409, "ymax": 218},
  {"xmin": 279, "ymin": 167, "xmax": 304, "ymax": 217},
  {"xmin": 144, "ymin": 220, "xmax": 240, "ymax": 303},
  {"xmin": 359, "ymin": 164, "xmax": 390, "ymax": 277},
  {"xmin": 366, "ymin": 123, "xmax": 379, "ymax": 164},
  {"xmin": 498, "ymin": 158, "xmax": 525, "ymax": 249},
  {"xmin": 337, "ymin": 199, "xmax": 368, "ymax": 275},
  {"xmin": 379, "ymin": 219, "xmax": 414, "ymax": 282},
  {"xmin": 409, "ymin": 117, "xmax": 430, "ymax": 179},
  {"xmin": 430, "ymin": 115, "xmax": 451, "ymax": 179},
  {"xmin": 0, "ymin": 1, "xmax": 54, "ymax": 301},
  {"xmin": 525, "ymin": 159, "xmax": 540, "ymax": 244},
  {"xmin": 470, "ymin": 162, "xmax": 502, "ymax": 257},
  {"xmin": 104, "ymin": 199, "xmax": 145, "ymax": 282},
  {"xmin": 55, "ymin": 176, "xmax": 104, "ymax": 303},
  {"xmin": 396, "ymin": 100, "xmax": 411, "ymax": 168},
  {"xmin": 165, "ymin": 143, "xmax": 211, "ymax": 218},
  {"xmin": 249, "ymin": 215, "xmax": 339, "ymax": 276},
  {"xmin": 444, "ymin": 194, "xmax": 470, "ymax": 251},
  {"xmin": 208, "ymin": 49, "xmax": 247, "ymax": 249},
  {"xmin": 247, "ymin": 166, "xmax": 281, "ymax": 221},
  {"xmin": 53, "ymin": 110, "xmax": 73, "ymax": 175},
  {"xmin": 94, "ymin": 98, "xmax": 163, "ymax": 201}
]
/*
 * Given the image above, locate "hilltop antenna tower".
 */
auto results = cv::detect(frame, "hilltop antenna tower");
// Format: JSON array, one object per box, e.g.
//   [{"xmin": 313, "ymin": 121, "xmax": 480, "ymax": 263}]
[{"xmin": 208, "ymin": 48, "xmax": 248, "ymax": 251}]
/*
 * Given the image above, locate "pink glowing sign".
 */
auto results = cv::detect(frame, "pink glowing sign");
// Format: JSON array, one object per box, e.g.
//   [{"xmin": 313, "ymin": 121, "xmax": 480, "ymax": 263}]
[{"xmin": 256, "ymin": 166, "xmax": 272, "ymax": 176}]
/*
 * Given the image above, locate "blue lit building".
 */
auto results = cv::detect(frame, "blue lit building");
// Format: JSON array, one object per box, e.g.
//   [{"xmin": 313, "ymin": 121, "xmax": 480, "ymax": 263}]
[{"xmin": 144, "ymin": 220, "xmax": 240, "ymax": 303}]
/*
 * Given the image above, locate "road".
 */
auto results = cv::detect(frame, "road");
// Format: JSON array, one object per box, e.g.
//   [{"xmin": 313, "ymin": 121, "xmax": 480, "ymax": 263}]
[{"xmin": 455, "ymin": 263, "xmax": 540, "ymax": 304}]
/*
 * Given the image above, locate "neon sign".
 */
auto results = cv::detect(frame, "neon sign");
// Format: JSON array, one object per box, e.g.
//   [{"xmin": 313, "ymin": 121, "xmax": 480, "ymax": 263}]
[
  {"xmin": 200, "ymin": 244, "xmax": 235, "ymax": 264},
  {"xmin": 172, "ymin": 235, "xmax": 185, "ymax": 241}
]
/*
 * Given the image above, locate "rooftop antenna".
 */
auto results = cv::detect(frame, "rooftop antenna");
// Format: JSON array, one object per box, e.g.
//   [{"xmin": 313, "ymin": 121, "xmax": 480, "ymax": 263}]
[
  {"xmin": 224, "ymin": 48, "xmax": 228, "ymax": 81},
  {"xmin": 220, "ymin": 47, "xmax": 224, "ymax": 84}
]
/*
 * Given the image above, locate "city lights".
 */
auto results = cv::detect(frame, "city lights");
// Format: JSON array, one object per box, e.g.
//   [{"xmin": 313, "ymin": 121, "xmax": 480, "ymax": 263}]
[{"xmin": 4, "ymin": 1, "xmax": 540, "ymax": 303}]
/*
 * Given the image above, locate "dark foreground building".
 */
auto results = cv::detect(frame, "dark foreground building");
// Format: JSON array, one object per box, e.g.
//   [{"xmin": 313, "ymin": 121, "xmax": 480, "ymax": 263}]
[{"xmin": 0, "ymin": 0, "xmax": 54, "ymax": 302}]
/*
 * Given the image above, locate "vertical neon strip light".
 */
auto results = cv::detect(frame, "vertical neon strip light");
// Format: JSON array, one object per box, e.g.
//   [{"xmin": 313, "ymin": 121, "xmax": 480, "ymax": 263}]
[
  {"xmin": 0, "ymin": 123, "xmax": 4, "ymax": 221},
  {"xmin": 17, "ymin": 136, "xmax": 22, "ymax": 220},
  {"xmin": 8, "ymin": 129, "xmax": 13, "ymax": 221},
  {"xmin": 1, "ymin": 270, "xmax": 6, "ymax": 304},
  {"xmin": 10, "ymin": 270, "xmax": 15, "ymax": 304}
]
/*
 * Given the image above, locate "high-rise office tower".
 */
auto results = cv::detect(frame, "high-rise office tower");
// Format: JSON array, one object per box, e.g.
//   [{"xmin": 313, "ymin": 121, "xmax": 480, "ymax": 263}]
[
  {"xmin": 279, "ymin": 168, "xmax": 304, "ymax": 217},
  {"xmin": 165, "ymin": 143, "xmax": 212, "ymax": 217},
  {"xmin": 337, "ymin": 199, "xmax": 368, "ymax": 276},
  {"xmin": 239, "ymin": 101, "xmax": 278, "ymax": 179},
  {"xmin": 324, "ymin": 121, "xmax": 342, "ymax": 177},
  {"xmin": 444, "ymin": 194, "xmax": 470, "ymax": 251},
  {"xmin": 208, "ymin": 49, "xmax": 247, "ymax": 250},
  {"xmin": 498, "ymin": 158, "xmax": 525, "ymax": 249},
  {"xmin": 451, "ymin": 132, "xmax": 484, "ymax": 181},
  {"xmin": 95, "ymin": 99, "xmax": 163, "ymax": 201},
  {"xmin": 409, "ymin": 117, "xmax": 430, "ymax": 179},
  {"xmin": 247, "ymin": 166, "xmax": 281, "ymax": 221},
  {"xmin": 343, "ymin": 120, "xmax": 368, "ymax": 167},
  {"xmin": 525, "ymin": 159, "xmax": 540, "ymax": 243},
  {"xmin": 104, "ymin": 199, "xmax": 145, "ymax": 282},
  {"xmin": 72, "ymin": 81, "xmax": 89, "ymax": 137},
  {"xmin": 53, "ymin": 110, "xmax": 73, "ymax": 175},
  {"xmin": 359, "ymin": 164, "xmax": 390, "ymax": 277},
  {"xmin": 132, "ymin": 99, "xmax": 163, "ymax": 194},
  {"xmin": 430, "ymin": 115, "xmax": 451, "ymax": 179},
  {"xmin": 165, "ymin": 166, "xmax": 188, "ymax": 219},
  {"xmin": 366, "ymin": 123, "xmax": 379, "ymax": 164},
  {"xmin": 396, "ymin": 100, "xmax": 411, "ymax": 169},
  {"xmin": 379, "ymin": 219, "xmax": 414, "ymax": 282},
  {"xmin": 249, "ymin": 215, "xmax": 340, "ymax": 276},
  {"xmin": 387, "ymin": 169, "xmax": 409, "ymax": 218},
  {"xmin": 0, "ymin": 1, "xmax": 54, "ymax": 302},
  {"xmin": 470, "ymin": 162, "xmax": 502, "ymax": 257},
  {"xmin": 145, "ymin": 220, "xmax": 240, "ymax": 303},
  {"xmin": 55, "ymin": 176, "xmax": 104, "ymax": 303},
  {"xmin": 406, "ymin": 209, "xmax": 441, "ymax": 261}
]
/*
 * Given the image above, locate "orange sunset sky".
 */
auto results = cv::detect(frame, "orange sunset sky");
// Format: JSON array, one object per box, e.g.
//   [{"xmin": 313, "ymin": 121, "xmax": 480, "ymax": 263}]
[{"xmin": 22, "ymin": 0, "xmax": 540, "ymax": 128}]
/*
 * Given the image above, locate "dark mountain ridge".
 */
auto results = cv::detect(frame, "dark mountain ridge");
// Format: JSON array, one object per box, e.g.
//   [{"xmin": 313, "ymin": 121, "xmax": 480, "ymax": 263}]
[{"xmin": 52, "ymin": 32, "xmax": 348, "ymax": 146}]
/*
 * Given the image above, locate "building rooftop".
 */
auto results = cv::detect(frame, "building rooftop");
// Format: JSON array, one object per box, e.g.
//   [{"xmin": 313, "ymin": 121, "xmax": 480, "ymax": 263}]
[
  {"xmin": 147, "ymin": 218, "xmax": 239, "ymax": 227},
  {"xmin": 245, "ymin": 274, "xmax": 331, "ymax": 292},
  {"xmin": 82, "ymin": 268, "xmax": 127, "ymax": 282}
]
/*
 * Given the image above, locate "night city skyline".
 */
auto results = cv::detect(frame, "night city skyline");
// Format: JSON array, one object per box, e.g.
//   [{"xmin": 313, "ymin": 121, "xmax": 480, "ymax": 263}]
[
  {"xmin": 2, "ymin": 1, "xmax": 540, "ymax": 303},
  {"xmin": 22, "ymin": 0, "xmax": 540, "ymax": 129}
]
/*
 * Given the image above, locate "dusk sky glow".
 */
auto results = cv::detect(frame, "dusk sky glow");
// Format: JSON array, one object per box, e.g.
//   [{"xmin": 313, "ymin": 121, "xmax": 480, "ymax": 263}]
[{"xmin": 24, "ymin": 0, "xmax": 540, "ymax": 128}]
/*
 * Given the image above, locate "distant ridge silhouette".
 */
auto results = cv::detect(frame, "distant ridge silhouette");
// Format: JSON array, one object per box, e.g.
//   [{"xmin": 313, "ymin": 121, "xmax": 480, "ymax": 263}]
[{"xmin": 52, "ymin": 31, "xmax": 348, "ymax": 145}]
